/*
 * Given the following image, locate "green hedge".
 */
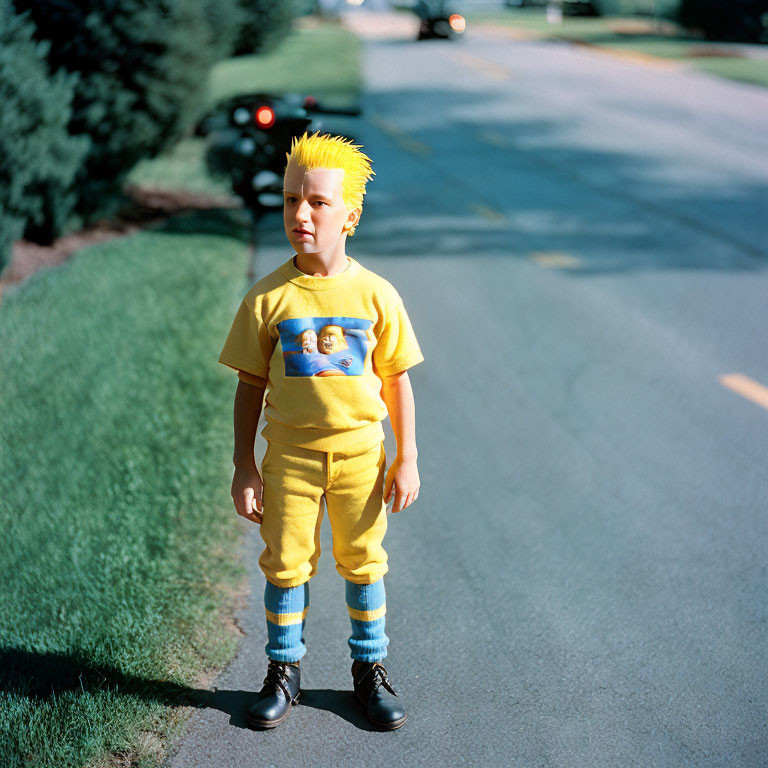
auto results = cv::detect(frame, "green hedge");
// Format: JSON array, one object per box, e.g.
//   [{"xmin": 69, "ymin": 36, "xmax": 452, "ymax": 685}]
[
  {"xmin": 590, "ymin": 0, "xmax": 681, "ymax": 17},
  {"xmin": 678, "ymin": 0, "xmax": 768, "ymax": 42},
  {"xmin": 0, "ymin": 0, "xmax": 88, "ymax": 271},
  {"xmin": 204, "ymin": 0, "xmax": 246, "ymax": 61},
  {"xmin": 13, "ymin": 0, "xmax": 241, "ymax": 226},
  {"xmin": 234, "ymin": 0, "xmax": 298, "ymax": 55},
  {"xmin": 2, "ymin": 0, "xmax": 302, "ymax": 263}
]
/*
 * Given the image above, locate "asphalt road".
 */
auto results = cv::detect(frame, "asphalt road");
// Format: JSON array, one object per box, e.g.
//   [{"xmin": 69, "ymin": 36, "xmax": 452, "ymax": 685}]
[{"xmin": 165, "ymin": 15, "xmax": 768, "ymax": 768}]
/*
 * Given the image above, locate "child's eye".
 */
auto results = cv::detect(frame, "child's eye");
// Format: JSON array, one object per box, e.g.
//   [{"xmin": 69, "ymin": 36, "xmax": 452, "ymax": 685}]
[
  {"xmin": 285, "ymin": 196, "xmax": 297, "ymax": 204},
  {"xmin": 313, "ymin": 200, "xmax": 328, "ymax": 207}
]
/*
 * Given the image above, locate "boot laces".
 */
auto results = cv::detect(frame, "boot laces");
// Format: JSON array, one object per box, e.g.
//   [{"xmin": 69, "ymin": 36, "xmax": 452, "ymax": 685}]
[
  {"xmin": 263, "ymin": 661, "xmax": 293, "ymax": 701},
  {"xmin": 367, "ymin": 663, "xmax": 398, "ymax": 696}
]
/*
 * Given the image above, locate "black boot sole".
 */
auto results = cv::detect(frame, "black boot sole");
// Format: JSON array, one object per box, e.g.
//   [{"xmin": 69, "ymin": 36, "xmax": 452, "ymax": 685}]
[
  {"xmin": 354, "ymin": 692, "xmax": 408, "ymax": 730},
  {"xmin": 246, "ymin": 692, "xmax": 301, "ymax": 730}
]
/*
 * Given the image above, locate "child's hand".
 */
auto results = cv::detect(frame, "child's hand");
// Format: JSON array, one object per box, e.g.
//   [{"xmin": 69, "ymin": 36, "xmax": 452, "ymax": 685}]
[
  {"xmin": 231, "ymin": 464, "xmax": 264, "ymax": 525},
  {"xmin": 384, "ymin": 456, "xmax": 420, "ymax": 514}
]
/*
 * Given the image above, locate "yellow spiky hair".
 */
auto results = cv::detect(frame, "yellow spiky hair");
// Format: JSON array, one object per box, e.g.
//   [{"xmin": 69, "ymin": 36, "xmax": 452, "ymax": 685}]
[{"xmin": 285, "ymin": 132, "xmax": 375, "ymax": 212}]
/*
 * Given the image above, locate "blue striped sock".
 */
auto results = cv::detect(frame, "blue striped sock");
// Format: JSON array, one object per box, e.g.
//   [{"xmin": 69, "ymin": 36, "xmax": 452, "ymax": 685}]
[
  {"xmin": 264, "ymin": 580, "xmax": 309, "ymax": 662},
  {"xmin": 345, "ymin": 578, "xmax": 389, "ymax": 662}
]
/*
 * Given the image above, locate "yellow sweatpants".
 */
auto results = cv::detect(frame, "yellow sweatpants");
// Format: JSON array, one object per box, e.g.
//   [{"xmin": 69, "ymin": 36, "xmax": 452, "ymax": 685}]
[{"xmin": 259, "ymin": 440, "xmax": 389, "ymax": 588}]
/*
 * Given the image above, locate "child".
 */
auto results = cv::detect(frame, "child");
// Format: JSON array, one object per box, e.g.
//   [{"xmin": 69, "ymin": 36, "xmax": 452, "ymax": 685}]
[{"xmin": 219, "ymin": 132, "xmax": 423, "ymax": 731}]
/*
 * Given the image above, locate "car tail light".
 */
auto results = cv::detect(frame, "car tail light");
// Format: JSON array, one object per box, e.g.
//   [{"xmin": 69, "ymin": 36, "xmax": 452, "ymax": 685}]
[
  {"xmin": 254, "ymin": 105, "xmax": 276, "ymax": 129},
  {"xmin": 449, "ymin": 14, "xmax": 466, "ymax": 33}
]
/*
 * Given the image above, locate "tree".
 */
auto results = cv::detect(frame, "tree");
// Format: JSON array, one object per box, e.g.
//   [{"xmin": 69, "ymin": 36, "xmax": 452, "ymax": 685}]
[
  {"xmin": 0, "ymin": 0, "xmax": 88, "ymax": 269},
  {"xmin": 14, "ymin": 0, "xmax": 237, "ymax": 226},
  {"xmin": 234, "ymin": 0, "xmax": 299, "ymax": 56},
  {"xmin": 678, "ymin": 0, "xmax": 768, "ymax": 43}
]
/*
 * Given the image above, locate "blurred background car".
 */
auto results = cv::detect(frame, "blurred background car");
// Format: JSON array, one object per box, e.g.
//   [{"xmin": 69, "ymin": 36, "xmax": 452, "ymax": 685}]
[
  {"xmin": 413, "ymin": 0, "xmax": 467, "ymax": 39},
  {"xmin": 563, "ymin": 0, "xmax": 600, "ymax": 16}
]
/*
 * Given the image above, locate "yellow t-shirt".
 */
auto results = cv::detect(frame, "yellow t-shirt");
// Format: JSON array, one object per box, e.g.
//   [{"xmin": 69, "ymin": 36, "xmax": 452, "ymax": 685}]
[{"xmin": 219, "ymin": 256, "xmax": 424, "ymax": 452}]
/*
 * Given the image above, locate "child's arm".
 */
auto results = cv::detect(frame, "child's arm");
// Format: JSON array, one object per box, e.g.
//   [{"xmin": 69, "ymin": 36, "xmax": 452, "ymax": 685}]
[
  {"xmin": 231, "ymin": 376, "xmax": 267, "ymax": 524},
  {"xmin": 380, "ymin": 370, "xmax": 420, "ymax": 513}
]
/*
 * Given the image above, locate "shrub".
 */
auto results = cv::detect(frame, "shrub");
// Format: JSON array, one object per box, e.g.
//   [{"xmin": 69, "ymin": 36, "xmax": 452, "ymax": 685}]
[
  {"xmin": 204, "ymin": 0, "xmax": 246, "ymax": 61},
  {"xmin": 0, "ymin": 0, "xmax": 88, "ymax": 269},
  {"xmin": 13, "ymin": 0, "xmax": 229, "ymax": 226},
  {"xmin": 234, "ymin": 0, "xmax": 299, "ymax": 56},
  {"xmin": 587, "ymin": 0, "xmax": 680, "ymax": 16},
  {"xmin": 678, "ymin": 0, "xmax": 768, "ymax": 42}
]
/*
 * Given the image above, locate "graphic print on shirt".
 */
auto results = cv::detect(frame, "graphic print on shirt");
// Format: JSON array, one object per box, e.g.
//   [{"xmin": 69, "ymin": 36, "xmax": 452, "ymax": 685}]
[{"xmin": 276, "ymin": 317, "xmax": 372, "ymax": 377}]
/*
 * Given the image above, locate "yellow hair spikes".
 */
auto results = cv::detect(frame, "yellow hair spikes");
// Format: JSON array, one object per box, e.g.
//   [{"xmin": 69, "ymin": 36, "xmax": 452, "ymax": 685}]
[{"xmin": 285, "ymin": 132, "xmax": 375, "ymax": 211}]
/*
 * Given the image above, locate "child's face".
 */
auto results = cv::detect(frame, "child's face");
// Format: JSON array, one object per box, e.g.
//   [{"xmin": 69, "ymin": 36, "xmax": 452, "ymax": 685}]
[
  {"xmin": 300, "ymin": 329, "xmax": 318, "ymax": 353},
  {"xmin": 318, "ymin": 325, "xmax": 344, "ymax": 354},
  {"xmin": 283, "ymin": 160, "xmax": 359, "ymax": 256}
]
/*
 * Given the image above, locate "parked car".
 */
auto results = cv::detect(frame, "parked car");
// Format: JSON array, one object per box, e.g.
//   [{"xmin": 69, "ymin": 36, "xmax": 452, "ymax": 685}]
[
  {"xmin": 413, "ymin": 1, "xmax": 467, "ymax": 40},
  {"xmin": 562, "ymin": 0, "xmax": 601, "ymax": 16}
]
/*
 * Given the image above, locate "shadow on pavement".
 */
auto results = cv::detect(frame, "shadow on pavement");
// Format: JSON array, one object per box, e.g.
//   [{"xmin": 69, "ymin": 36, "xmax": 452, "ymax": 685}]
[
  {"xmin": 201, "ymin": 686, "xmax": 376, "ymax": 731},
  {"xmin": 294, "ymin": 688, "xmax": 379, "ymax": 730}
]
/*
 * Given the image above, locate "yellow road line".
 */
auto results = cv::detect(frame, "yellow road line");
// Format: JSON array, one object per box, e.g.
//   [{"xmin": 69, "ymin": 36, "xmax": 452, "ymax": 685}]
[
  {"xmin": 577, "ymin": 44, "xmax": 682, "ymax": 71},
  {"xmin": 472, "ymin": 204, "xmax": 506, "ymax": 222},
  {"xmin": 453, "ymin": 51, "xmax": 511, "ymax": 81},
  {"xmin": 469, "ymin": 23, "xmax": 541, "ymax": 42},
  {"xmin": 369, "ymin": 115, "xmax": 431, "ymax": 155},
  {"xmin": 529, "ymin": 251, "xmax": 582, "ymax": 269},
  {"xmin": 719, "ymin": 373, "xmax": 768, "ymax": 412}
]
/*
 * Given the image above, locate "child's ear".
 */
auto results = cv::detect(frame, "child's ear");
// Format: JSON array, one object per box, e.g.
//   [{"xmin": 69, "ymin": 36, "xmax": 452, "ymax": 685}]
[{"xmin": 344, "ymin": 207, "xmax": 361, "ymax": 235}]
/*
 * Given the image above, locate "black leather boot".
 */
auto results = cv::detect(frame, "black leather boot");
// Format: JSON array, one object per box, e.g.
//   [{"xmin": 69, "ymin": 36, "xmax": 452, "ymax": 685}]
[
  {"xmin": 351, "ymin": 660, "xmax": 407, "ymax": 730},
  {"xmin": 247, "ymin": 660, "xmax": 301, "ymax": 729}
]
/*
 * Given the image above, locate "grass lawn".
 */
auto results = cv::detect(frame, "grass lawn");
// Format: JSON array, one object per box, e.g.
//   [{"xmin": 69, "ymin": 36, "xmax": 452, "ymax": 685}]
[
  {"xmin": 125, "ymin": 137, "xmax": 233, "ymax": 200},
  {"xmin": 466, "ymin": 9, "xmax": 768, "ymax": 88},
  {"xmin": 0, "ymin": 209, "xmax": 253, "ymax": 767},
  {"xmin": 127, "ymin": 19, "xmax": 362, "ymax": 196}
]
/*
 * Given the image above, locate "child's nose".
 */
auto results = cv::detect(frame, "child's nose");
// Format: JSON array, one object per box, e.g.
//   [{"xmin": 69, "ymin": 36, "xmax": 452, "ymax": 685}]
[{"xmin": 296, "ymin": 200, "xmax": 312, "ymax": 220}]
